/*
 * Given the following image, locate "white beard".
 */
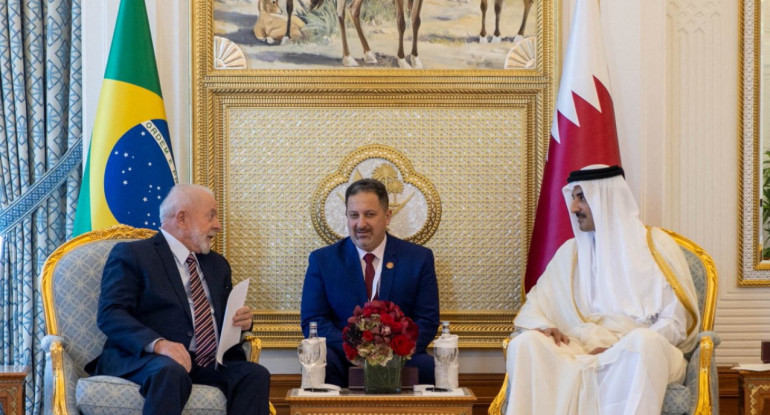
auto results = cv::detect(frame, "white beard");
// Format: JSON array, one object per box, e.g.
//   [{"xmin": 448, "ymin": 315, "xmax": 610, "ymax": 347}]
[{"xmin": 191, "ymin": 231, "xmax": 212, "ymax": 254}]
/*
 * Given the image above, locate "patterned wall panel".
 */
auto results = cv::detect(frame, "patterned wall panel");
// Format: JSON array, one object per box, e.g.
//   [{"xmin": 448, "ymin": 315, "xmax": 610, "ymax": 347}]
[
  {"xmin": 204, "ymin": 94, "xmax": 541, "ymax": 347},
  {"xmin": 222, "ymin": 107, "xmax": 526, "ymax": 313}
]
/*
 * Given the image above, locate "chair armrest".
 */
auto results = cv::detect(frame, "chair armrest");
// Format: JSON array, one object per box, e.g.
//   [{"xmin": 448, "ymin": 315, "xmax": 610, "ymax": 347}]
[
  {"xmin": 688, "ymin": 331, "xmax": 720, "ymax": 415},
  {"xmin": 501, "ymin": 328, "xmax": 528, "ymax": 353},
  {"xmin": 239, "ymin": 332, "xmax": 275, "ymax": 414},
  {"xmin": 240, "ymin": 332, "xmax": 263, "ymax": 364},
  {"xmin": 489, "ymin": 331, "xmax": 524, "ymax": 415},
  {"xmin": 41, "ymin": 335, "xmax": 80, "ymax": 415},
  {"xmin": 698, "ymin": 331, "xmax": 721, "ymax": 347},
  {"xmin": 488, "ymin": 373, "xmax": 509, "ymax": 415}
]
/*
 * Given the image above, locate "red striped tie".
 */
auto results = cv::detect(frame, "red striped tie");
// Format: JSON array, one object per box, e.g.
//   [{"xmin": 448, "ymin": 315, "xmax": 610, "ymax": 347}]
[{"xmin": 186, "ymin": 254, "xmax": 216, "ymax": 368}]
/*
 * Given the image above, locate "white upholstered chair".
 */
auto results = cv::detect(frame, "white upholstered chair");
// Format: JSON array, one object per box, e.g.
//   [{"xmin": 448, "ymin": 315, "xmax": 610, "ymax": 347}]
[{"xmin": 39, "ymin": 225, "xmax": 273, "ymax": 415}]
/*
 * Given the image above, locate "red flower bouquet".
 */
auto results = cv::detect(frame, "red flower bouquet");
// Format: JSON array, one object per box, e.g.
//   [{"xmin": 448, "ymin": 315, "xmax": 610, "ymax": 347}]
[{"xmin": 342, "ymin": 300, "xmax": 418, "ymax": 366}]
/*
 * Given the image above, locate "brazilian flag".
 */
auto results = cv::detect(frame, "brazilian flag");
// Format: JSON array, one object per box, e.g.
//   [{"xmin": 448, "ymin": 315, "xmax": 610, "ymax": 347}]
[{"xmin": 74, "ymin": 0, "xmax": 178, "ymax": 236}]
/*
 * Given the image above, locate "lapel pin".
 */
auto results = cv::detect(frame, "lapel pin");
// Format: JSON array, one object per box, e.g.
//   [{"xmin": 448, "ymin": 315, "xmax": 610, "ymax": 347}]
[{"xmin": 386, "ymin": 262, "xmax": 394, "ymax": 269}]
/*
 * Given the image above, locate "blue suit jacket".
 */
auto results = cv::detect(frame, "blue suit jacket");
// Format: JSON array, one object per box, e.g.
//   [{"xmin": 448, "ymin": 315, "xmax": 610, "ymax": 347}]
[
  {"xmin": 300, "ymin": 234, "xmax": 440, "ymax": 355},
  {"xmin": 87, "ymin": 232, "xmax": 245, "ymax": 376}
]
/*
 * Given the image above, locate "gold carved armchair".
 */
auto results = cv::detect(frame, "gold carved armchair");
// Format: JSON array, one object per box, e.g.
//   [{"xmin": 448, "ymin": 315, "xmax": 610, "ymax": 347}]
[
  {"xmin": 39, "ymin": 225, "xmax": 270, "ymax": 415},
  {"xmin": 488, "ymin": 229, "xmax": 719, "ymax": 415}
]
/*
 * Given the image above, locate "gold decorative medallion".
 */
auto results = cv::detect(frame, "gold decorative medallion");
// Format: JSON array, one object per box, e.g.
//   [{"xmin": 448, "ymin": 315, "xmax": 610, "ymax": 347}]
[{"xmin": 311, "ymin": 144, "xmax": 442, "ymax": 246}]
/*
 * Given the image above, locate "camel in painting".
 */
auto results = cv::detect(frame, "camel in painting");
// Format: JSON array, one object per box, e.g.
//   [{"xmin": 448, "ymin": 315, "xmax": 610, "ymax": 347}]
[
  {"xmin": 479, "ymin": 0, "xmax": 533, "ymax": 43},
  {"xmin": 281, "ymin": 0, "xmax": 424, "ymax": 68}
]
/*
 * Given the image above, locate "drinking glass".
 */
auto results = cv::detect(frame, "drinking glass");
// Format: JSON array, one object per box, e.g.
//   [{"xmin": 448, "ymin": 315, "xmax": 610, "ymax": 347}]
[
  {"xmin": 433, "ymin": 346, "xmax": 458, "ymax": 389},
  {"xmin": 298, "ymin": 340, "xmax": 322, "ymax": 388},
  {"xmin": 297, "ymin": 341, "xmax": 321, "ymax": 366}
]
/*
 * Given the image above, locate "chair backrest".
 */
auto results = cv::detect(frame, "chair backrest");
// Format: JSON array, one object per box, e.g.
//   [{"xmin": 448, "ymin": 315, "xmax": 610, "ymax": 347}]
[
  {"xmin": 40, "ymin": 225, "xmax": 156, "ymax": 378},
  {"xmin": 659, "ymin": 228, "xmax": 718, "ymax": 332}
]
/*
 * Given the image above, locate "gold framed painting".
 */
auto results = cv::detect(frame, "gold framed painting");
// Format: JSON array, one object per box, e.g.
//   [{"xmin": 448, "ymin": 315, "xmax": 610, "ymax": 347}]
[
  {"xmin": 207, "ymin": 0, "xmax": 545, "ymax": 70},
  {"xmin": 192, "ymin": 0, "xmax": 557, "ymax": 347}
]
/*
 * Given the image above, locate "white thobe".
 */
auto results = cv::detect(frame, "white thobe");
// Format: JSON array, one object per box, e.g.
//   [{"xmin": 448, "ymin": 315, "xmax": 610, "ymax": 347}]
[{"xmin": 505, "ymin": 228, "xmax": 699, "ymax": 415}]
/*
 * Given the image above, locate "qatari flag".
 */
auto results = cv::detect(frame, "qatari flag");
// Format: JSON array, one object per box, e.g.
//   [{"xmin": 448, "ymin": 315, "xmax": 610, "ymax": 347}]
[{"xmin": 523, "ymin": 0, "xmax": 621, "ymax": 292}]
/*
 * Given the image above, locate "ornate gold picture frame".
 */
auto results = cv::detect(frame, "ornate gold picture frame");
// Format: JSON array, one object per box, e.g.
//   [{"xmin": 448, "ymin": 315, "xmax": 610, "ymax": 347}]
[
  {"xmin": 739, "ymin": 0, "xmax": 770, "ymax": 285},
  {"xmin": 192, "ymin": 0, "xmax": 557, "ymax": 347}
]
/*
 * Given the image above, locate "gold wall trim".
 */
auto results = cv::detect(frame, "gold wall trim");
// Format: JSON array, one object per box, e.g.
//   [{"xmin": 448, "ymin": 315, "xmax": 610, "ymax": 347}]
[{"xmin": 252, "ymin": 311, "xmax": 515, "ymax": 349}]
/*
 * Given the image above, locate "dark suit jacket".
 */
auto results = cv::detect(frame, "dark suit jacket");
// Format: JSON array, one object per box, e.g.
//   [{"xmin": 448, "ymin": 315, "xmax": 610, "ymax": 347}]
[
  {"xmin": 87, "ymin": 232, "xmax": 244, "ymax": 376},
  {"xmin": 300, "ymin": 234, "xmax": 440, "ymax": 356}
]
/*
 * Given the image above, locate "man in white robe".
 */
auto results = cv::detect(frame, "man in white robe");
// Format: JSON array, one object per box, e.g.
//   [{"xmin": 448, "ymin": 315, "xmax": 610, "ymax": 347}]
[{"xmin": 505, "ymin": 165, "xmax": 700, "ymax": 415}]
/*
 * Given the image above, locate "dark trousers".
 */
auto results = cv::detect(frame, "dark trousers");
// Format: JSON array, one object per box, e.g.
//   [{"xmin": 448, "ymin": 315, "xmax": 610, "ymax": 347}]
[
  {"xmin": 325, "ymin": 345, "xmax": 435, "ymax": 387},
  {"xmin": 126, "ymin": 355, "xmax": 271, "ymax": 415}
]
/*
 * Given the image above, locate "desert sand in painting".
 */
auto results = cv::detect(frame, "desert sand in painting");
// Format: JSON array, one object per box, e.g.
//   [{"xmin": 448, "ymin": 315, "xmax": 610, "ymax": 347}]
[{"xmin": 214, "ymin": 0, "xmax": 537, "ymax": 69}]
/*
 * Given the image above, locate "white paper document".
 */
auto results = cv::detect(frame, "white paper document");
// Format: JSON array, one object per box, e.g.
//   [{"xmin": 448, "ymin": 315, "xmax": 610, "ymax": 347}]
[
  {"xmin": 732, "ymin": 363, "xmax": 770, "ymax": 372},
  {"xmin": 419, "ymin": 388, "xmax": 467, "ymax": 397},
  {"xmin": 414, "ymin": 385, "xmax": 467, "ymax": 396},
  {"xmin": 216, "ymin": 278, "xmax": 250, "ymax": 364}
]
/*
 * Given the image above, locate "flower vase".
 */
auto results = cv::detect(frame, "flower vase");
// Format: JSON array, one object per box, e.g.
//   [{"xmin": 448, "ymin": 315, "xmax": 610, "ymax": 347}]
[{"xmin": 364, "ymin": 356, "xmax": 403, "ymax": 394}]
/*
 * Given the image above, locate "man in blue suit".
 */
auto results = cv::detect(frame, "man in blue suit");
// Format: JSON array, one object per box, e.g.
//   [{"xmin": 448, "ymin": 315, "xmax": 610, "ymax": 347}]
[
  {"xmin": 301, "ymin": 178, "xmax": 440, "ymax": 387},
  {"xmin": 86, "ymin": 184, "xmax": 271, "ymax": 415}
]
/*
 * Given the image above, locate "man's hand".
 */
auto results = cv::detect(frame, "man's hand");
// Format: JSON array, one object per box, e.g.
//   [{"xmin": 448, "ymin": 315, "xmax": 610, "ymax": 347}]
[
  {"xmin": 232, "ymin": 306, "xmax": 253, "ymax": 331},
  {"xmin": 154, "ymin": 339, "xmax": 192, "ymax": 372},
  {"xmin": 536, "ymin": 327, "xmax": 570, "ymax": 346},
  {"xmin": 588, "ymin": 347, "xmax": 608, "ymax": 355}
]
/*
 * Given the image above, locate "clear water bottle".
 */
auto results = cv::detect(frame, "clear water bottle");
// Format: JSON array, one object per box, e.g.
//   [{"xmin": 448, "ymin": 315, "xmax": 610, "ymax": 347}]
[
  {"xmin": 309, "ymin": 321, "xmax": 318, "ymax": 339},
  {"xmin": 440, "ymin": 321, "xmax": 450, "ymax": 338}
]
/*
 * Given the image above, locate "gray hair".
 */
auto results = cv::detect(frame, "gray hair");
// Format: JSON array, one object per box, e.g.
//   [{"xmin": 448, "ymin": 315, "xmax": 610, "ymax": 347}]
[{"xmin": 159, "ymin": 184, "xmax": 215, "ymax": 224}]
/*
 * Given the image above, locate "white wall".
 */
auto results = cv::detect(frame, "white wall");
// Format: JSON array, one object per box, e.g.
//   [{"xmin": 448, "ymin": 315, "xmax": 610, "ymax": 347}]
[
  {"xmin": 82, "ymin": 0, "xmax": 753, "ymax": 372},
  {"xmin": 661, "ymin": 0, "xmax": 757, "ymax": 365}
]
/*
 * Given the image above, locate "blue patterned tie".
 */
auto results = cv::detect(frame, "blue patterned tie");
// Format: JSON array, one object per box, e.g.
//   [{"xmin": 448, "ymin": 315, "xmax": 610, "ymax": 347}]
[{"xmin": 186, "ymin": 254, "xmax": 216, "ymax": 367}]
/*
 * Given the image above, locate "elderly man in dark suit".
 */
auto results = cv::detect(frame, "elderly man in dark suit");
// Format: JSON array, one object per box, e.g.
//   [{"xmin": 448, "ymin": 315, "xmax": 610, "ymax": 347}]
[
  {"xmin": 301, "ymin": 178, "xmax": 440, "ymax": 387},
  {"xmin": 87, "ymin": 184, "xmax": 271, "ymax": 415}
]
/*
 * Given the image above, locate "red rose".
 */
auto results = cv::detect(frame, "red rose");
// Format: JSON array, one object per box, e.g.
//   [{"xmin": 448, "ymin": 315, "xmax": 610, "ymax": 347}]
[
  {"xmin": 391, "ymin": 334, "xmax": 415, "ymax": 356},
  {"xmin": 369, "ymin": 300, "xmax": 384, "ymax": 309},
  {"xmin": 404, "ymin": 319, "xmax": 418, "ymax": 340},
  {"xmin": 343, "ymin": 300, "xmax": 418, "ymax": 364},
  {"xmin": 390, "ymin": 321, "xmax": 402, "ymax": 333},
  {"xmin": 343, "ymin": 342, "xmax": 359, "ymax": 360}
]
